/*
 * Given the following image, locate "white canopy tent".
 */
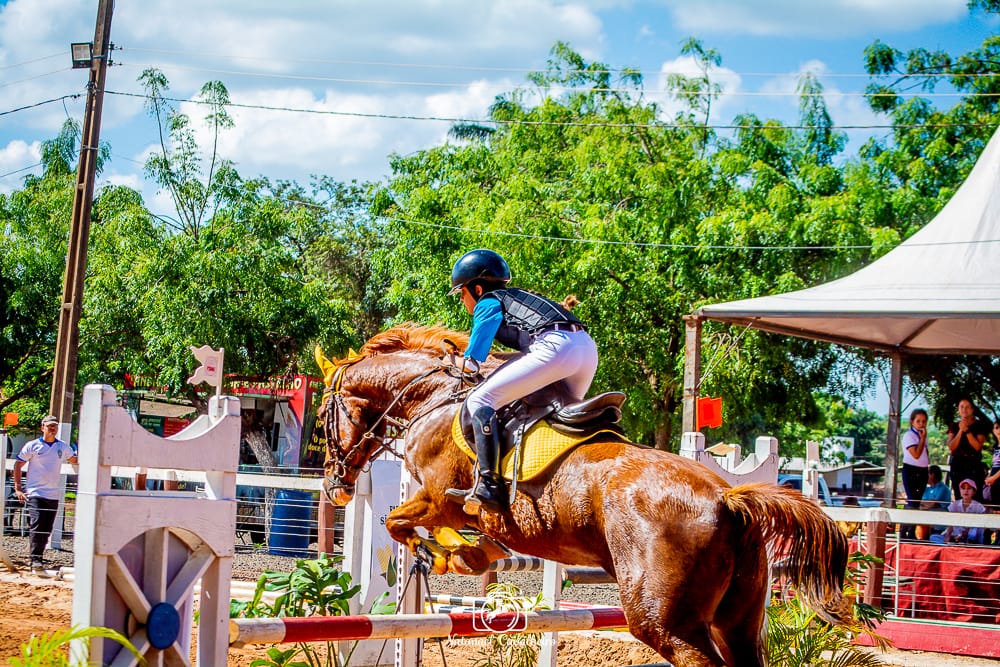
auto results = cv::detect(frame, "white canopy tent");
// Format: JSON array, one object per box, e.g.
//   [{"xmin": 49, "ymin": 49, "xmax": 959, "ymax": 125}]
[{"xmin": 683, "ymin": 125, "xmax": 1000, "ymax": 504}]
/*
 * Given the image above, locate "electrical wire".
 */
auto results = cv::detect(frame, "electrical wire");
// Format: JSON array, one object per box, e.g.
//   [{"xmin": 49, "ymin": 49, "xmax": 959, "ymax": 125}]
[
  {"xmin": 103, "ymin": 89, "xmax": 998, "ymax": 131},
  {"xmin": 0, "ymin": 162, "xmax": 42, "ymax": 179},
  {"xmin": 0, "ymin": 93, "xmax": 83, "ymax": 118},
  {"xmin": 111, "ymin": 60, "xmax": 998, "ymax": 99},
  {"xmin": 0, "ymin": 52, "xmax": 66, "ymax": 71},
  {"xmin": 382, "ymin": 216, "xmax": 1000, "ymax": 252},
  {"xmin": 0, "ymin": 67, "xmax": 75, "ymax": 90},
  {"xmin": 115, "ymin": 45, "xmax": 999, "ymax": 80}
]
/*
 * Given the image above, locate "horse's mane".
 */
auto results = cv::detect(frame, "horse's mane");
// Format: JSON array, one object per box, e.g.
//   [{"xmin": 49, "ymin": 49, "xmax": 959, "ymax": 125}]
[{"xmin": 353, "ymin": 322, "xmax": 470, "ymax": 361}]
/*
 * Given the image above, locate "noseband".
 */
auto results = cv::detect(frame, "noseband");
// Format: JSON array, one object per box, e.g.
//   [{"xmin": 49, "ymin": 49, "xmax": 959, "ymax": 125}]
[{"xmin": 321, "ymin": 358, "xmax": 457, "ymax": 502}]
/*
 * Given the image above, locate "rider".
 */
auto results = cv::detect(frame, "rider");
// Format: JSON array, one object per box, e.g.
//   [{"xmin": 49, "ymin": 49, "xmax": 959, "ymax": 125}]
[{"xmin": 447, "ymin": 249, "xmax": 599, "ymax": 513}]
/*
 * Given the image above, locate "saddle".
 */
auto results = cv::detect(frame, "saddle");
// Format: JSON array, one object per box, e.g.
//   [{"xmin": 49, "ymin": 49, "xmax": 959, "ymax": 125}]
[{"xmin": 459, "ymin": 382, "xmax": 628, "ymax": 462}]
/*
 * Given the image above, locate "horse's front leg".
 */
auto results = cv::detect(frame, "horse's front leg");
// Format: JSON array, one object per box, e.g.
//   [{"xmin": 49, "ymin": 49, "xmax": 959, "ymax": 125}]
[{"xmin": 384, "ymin": 488, "xmax": 507, "ymax": 575}]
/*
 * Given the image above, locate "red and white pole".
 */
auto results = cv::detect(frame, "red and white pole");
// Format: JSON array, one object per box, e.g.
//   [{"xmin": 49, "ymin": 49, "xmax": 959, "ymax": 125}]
[{"xmin": 230, "ymin": 608, "xmax": 628, "ymax": 646}]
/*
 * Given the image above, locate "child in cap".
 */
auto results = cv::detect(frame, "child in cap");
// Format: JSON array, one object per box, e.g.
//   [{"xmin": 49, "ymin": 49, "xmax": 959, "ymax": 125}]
[{"xmin": 939, "ymin": 479, "xmax": 986, "ymax": 544}]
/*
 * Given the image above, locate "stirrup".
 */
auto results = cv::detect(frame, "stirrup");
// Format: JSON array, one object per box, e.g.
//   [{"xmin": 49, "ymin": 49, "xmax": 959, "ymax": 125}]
[{"xmin": 445, "ymin": 487, "xmax": 471, "ymax": 504}]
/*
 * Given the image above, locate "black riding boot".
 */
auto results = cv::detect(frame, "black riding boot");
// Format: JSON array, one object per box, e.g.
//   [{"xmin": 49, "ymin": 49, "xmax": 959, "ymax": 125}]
[{"xmin": 447, "ymin": 406, "xmax": 508, "ymax": 514}]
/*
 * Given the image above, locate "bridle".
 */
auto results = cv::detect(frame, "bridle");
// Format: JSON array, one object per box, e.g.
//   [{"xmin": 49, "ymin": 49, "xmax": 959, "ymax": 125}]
[{"xmin": 321, "ymin": 356, "xmax": 468, "ymax": 501}]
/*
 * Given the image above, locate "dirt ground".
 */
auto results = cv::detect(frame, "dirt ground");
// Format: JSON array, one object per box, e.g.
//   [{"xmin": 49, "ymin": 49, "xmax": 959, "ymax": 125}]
[{"xmin": 2, "ymin": 569, "xmax": 999, "ymax": 667}]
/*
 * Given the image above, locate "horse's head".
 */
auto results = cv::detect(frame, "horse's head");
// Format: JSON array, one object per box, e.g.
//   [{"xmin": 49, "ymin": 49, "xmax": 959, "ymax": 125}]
[{"xmin": 315, "ymin": 324, "xmax": 470, "ymax": 505}]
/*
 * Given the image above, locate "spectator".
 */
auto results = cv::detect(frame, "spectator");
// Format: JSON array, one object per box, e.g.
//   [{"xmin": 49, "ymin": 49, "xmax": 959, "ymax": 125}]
[
  {"xmin": 984, "ymin": 421, "xmax": 1000, "ymax": 507},
  {"xmin": 933, "ymin": 479, "xmax": 986, "ymax": 544},
  {"xmin": 12, "ymin": 415, "xmax": 77, "ymax": 576},
  {"xmin": 946, "ymin": 398, "xmax": 988, "ymax": 501},
  {"xmin": 900, "ymin": 408, "xmax": 930, "ymax": 540},
  {"xmin": 916, "ymin": 465, "xmax": 951, "ymax": 540}
]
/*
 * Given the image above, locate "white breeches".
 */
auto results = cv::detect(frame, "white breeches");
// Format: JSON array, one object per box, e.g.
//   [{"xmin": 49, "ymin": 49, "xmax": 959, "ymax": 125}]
[{"xmin": 466, "ymin": 329, "xmax": 599, "ymax": 415}]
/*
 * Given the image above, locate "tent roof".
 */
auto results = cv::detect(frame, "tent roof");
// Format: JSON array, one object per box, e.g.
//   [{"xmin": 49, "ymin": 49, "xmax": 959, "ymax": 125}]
[{"xmin": 697, "ymin": 126, "xmax": 1000, "ymax": 355}]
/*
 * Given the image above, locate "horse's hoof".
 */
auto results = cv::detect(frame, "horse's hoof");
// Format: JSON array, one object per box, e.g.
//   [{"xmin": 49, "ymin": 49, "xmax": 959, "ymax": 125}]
[{"xmin": 449, "ymin": 546, "xmax": 489, "ymax": 575}]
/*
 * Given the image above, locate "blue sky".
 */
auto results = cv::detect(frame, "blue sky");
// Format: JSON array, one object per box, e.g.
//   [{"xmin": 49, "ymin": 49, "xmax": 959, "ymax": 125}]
[
  {"xmin": 3, "ymin": 1, "xmax": 995, "ymax": 414},
  {"xmin": 2, "ymin": 0, "xmax": 996, "ymax": 215}
]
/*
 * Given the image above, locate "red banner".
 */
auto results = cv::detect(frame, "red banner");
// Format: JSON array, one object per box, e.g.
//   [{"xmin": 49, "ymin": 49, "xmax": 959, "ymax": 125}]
[{"xmin": 697, "ymin": 397, "xmax": 722, "ymax": 429}]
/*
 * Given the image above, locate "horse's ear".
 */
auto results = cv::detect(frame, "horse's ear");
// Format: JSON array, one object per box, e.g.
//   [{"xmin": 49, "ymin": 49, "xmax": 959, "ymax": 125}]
[{"xmin": 315, "ymin": 344, "xmax": 337, "ymax": 387}]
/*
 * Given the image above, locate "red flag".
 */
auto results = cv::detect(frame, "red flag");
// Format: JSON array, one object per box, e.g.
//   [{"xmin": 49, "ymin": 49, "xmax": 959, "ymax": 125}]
[{"xmin": 697, "ymin": 397, "xmax": 723, "ymax": 429}]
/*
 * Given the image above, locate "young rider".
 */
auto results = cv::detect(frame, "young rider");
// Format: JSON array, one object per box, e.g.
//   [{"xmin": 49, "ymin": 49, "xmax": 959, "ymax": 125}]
[{"xmin": 447, "ymin": 249, "xmax": 599, "ymax": 513}]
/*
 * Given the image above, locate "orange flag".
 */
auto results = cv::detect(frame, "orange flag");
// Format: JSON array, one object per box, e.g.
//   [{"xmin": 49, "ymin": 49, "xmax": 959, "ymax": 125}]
[{"xmin": 697, "ymin": 397, "xmax": 723, "ymax": 429}]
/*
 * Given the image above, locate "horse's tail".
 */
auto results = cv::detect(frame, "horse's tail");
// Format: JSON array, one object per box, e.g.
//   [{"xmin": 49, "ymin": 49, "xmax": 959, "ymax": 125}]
[{"xmin": 723, "ymin": 482, "xmax": 851, "ymax": 626}]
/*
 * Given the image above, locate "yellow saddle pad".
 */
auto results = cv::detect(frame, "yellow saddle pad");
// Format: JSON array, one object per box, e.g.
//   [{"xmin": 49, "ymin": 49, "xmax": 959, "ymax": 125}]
[{"xmin": 451, "ymin": 412, "xmax": 625, "ymax": 482}]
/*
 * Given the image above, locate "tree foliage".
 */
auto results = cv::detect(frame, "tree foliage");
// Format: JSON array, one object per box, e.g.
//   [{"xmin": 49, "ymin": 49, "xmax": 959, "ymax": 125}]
[
  {"xmin": 5, "ymin": 5, "xmax": 1000, "ymax": 453},
  {"xmin": 0, "ymin": 121, "xmax": 80, "ymax": 424},
  {"xmin": 373, "ymin": 41, "xmax": 910, "ymax": 449},
  {"xmin": 2, "ymin": 74, "xmax": 382, "ymax": 422}
]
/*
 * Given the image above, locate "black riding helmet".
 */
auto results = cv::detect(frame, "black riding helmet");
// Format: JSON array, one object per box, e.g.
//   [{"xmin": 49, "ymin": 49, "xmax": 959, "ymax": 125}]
[{"xmin": 448, "ymin": 249, "xmax": 511, "ymax": 296}]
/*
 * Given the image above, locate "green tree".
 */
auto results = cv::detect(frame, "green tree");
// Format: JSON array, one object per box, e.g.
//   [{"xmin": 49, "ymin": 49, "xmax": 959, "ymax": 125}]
[
  {"xmin": 0, "ymin": 121, "xmax": 79, "ymax": 425},
  {"xmin": 139, "ymin": 68, "xmax": 237, "ymax": 238},
  {"xmin": 374, "ymin": 42, "xmax": 880, "ymax": 450}
]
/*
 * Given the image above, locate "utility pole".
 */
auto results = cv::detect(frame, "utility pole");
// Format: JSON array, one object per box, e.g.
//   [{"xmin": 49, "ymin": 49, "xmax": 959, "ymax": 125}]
[{"xmin": 49, "ymin": 0, "xmax": 114, "ymax": 435}]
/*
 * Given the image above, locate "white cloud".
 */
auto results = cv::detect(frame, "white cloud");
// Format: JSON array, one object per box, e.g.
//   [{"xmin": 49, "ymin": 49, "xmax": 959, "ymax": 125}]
[
  {"xmin": 0, "ymin": 0, "xmax": 983, "ymax": 205},
  {"xmin": 0, "ymin": 0, "xmax": 607, "ymax": 177},
  {"xmin": 652, "ymin": 55, "xmax": 743, "ymax": 122},
  {"xmin": 665, "ymin": 0, "xmax": 968, "ymax": 37},
  {"xmin": 0, "ymin": 139, "xmax": 42, "ymax": 194}
]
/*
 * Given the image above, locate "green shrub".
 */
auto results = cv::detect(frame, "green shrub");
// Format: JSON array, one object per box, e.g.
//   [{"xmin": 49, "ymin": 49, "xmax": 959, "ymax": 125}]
[
  {"xmin": 12, "ymin": 626, "xmax": 142, "ymax": 666},
  {"xmin": 231, "ymin": 553, "xmax": 394, "ymax": 667},
  {"xmin": 765, "ymin": 552, "xmax": 890, "ymax": 667}
]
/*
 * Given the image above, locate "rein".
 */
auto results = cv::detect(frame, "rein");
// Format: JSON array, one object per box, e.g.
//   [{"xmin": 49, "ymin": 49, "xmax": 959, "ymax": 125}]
[{"xmin": 322, "ymin": 357, "xmax": 469, "ymax": 498}]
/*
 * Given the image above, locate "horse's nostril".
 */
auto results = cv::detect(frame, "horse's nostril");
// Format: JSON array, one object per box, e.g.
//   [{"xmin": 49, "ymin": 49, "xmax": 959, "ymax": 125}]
[{"xmin": 323, "ymin": 477, "xmax": 355, "ymax": 506}]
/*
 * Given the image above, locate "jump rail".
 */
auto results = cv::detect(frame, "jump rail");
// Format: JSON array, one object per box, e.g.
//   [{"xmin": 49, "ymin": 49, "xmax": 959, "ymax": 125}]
[
  {"xmin": 488, "ymin": 555, "xmax": 616, "ymax": 584},
  {"xmin": 229, "ymin": 607, "xmax": 628, "ymax": 646}
]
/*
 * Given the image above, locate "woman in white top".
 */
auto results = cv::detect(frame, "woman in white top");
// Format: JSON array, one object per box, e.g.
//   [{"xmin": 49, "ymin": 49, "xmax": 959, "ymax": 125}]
[{"xmin": 901, "ymin": 408, "xmax": 931, "ymax": 540}]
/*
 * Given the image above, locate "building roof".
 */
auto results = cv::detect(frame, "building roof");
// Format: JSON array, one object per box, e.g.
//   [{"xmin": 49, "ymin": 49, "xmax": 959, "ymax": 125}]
[{"xmin": 697, "ymin": 126, "xmax": 1000, "ymax": 355}]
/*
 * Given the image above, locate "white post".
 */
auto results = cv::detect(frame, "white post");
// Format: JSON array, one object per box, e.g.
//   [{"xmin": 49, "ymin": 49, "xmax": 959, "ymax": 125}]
[
  {"xmin": 679, "ymin": 431, "xmax": 706, "ymax": 458},
  {"xmin": 803, "ymin": 440, "xmax": 821, "ymax": 501},
  {"xmin": 395, "ymin": 467, "xmax": 420, "ymax": 667},
  {"xmin": 0, "ymin": 428, "xmax": 6, "ymax": 536},
  {"xmin": 538, "ymin": 560, "xmax": 564, "ymax": 667},
  {"xmin": 340, "ymin": 458, "xmax": 400, "ymax": 667}
]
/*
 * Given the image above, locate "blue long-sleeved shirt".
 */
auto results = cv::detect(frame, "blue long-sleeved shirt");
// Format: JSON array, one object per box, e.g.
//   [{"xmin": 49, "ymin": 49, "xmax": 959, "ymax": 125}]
[{"xmin": 465, "ymin": 296, "xmax": 503, "ymax": 362}]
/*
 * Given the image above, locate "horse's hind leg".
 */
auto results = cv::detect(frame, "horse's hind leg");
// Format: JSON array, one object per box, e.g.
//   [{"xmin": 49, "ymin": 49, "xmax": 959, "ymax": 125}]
[
  {"xmin": 613, "ymin": 550, "xmax": 730, "ymax": 666},
  {"xmin": 712, "ymin": 544, "xmax": 769, "ymax": 667}
]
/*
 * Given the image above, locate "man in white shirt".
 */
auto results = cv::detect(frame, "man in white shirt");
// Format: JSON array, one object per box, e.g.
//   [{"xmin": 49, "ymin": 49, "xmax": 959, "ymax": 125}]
[{"xmin": 12, "ymin": 415, "xmax": 77, "ymax": 576}]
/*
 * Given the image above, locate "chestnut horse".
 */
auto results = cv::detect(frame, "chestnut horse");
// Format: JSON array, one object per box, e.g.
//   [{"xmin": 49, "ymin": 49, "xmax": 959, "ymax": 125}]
[{"xmin": 317, "ymin": 324, "xmax": 849, "ymax": 667}]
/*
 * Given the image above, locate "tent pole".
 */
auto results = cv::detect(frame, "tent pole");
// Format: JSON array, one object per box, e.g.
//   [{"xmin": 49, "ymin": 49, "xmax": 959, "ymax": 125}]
[
  {"xmin": 884, "ymin": 353, "xmax": 904, "ymax": 508},
  {"xmin": 682, "ymin": 315, "xmax": 702, "ymax": 434}
]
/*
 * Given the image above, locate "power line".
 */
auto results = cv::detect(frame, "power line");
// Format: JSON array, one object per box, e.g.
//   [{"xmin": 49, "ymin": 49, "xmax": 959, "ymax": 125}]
[
  {"xmin": 115, "ymin": 45, "xmax": 999, "ymax": 80},
  {"xmin": 0, "ymin": 52, "xmax": 65, "ymax": 71},
  {"xmin": 0, "ymin": 94, "xmax": 83, "ymax": 118},
  {"xmin": 0, "ymin": 67, "xmax": 74, "ymax": 90},
  {"xmin": 104, "ymin": 89, "xmax": 997, "ymax": 131},
  {"xmin": 0, "ymin": 162, "xmax": 42, "ymax": 179},
  {"xmin": 112, "ymin": 60, "xmax": 999, "ymax": 99},
  {"xmin": 385, "ymin": 216, "xmax": 1000, "ymax": 252}
]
